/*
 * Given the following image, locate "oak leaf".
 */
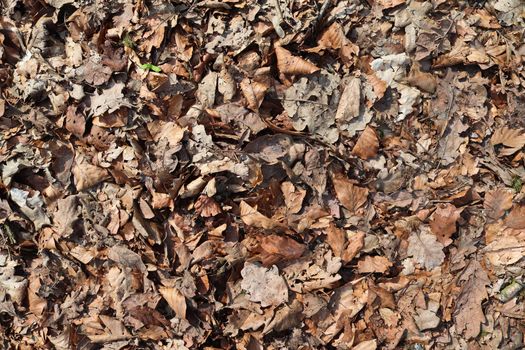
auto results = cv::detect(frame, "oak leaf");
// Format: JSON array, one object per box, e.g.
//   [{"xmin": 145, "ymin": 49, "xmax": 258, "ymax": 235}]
[{"xmin": 504, "ymin": 205, "xmax": 525, "ymax": 229}]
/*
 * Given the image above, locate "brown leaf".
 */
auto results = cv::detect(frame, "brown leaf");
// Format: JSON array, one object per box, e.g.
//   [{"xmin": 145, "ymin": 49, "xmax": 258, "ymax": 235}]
[
  {"xmin": 342, "ymin": 231, "xmax": 365, "ymax": 264},
  {"xmin": 490, "ymin": 127, "xmax": 525, "ymax": 156},
  {"xmin": 240, "ymin": 201, "xmax": 280, "ymax": 230},
  {"xmin": 240, "ymin": 78, "xmax": 269, "ymax": 111},
  {"xmin": 453, "ymin": 260, "xmax": 489, "ymax": 339},
  {"xmin": 504, "ymin": 205, "xmax": 525, "ymax": 229},
  {"xmin": 484, "ymin": 188, "xmax": 513, "ymax": 221},
  {"xmin": 159, "ymin": 287, "xmax": 187, "ymax": 319},
  {"xmin": 281, "ymin": 181, "xmax": 306, "ymax": 214},
  {"xmin": 332, "ymin": 175, "xmax": 369, "ymax": 213},
  {"xmin": 352, "ymin": 126, "xmax": 379, "ymax": 159},
  {"xmin": 357, "ymin": 256, "xmax": 392, "ymax": 274},
  {"xmin": 275, "ymin": 46, "xmax": 319, "ymax": 75},
  {"xmin": 72, "ymin": 160, "xmax": 109, "ymax": 191},
  {"xmin": 326, "ymin": 224, "xmax": 345, "ymax": 257},
  {"xmin": 259, "ymin": 235, "xmax": 305, "ymax": 265},
  {"xmin": 65, "ymin": 105, "xmax": 85, "ymax": 138},
  {"xmin": 429, "ymin": 203, "xmax": 462, "ymax": 246},
  {"xmin": 406, "ymin": 66, "xmax": 437, "ymax": 93}
]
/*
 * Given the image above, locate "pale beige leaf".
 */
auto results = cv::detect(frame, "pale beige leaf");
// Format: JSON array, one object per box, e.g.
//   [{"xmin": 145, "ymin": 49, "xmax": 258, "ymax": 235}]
[
  {"xmin": 357, "ymin": 256, "xmax": 392, "ymax": 274},
  {"xmin": 72, "ymin": 161, "xmax": 109, "ymax": 191},
  {"xmin": 240, "ymin": 262, "xmax": 288, "ymax": 307},
  {"xmin": 407, "ymin": 228, "xmax": 445, "ymax": 270},
  {"xmin": 281, "ymin": 181, "xmax": 306, "ymax": 214},
  {"xmin": 240, "ymin": 201, "xmax": 279, "ymax": 230}
]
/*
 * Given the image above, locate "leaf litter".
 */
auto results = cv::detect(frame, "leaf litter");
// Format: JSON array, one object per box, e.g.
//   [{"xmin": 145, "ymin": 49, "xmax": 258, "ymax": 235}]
[{"xmin": 0, "ymin": 0, "xmax": 525, "ymax": 349}]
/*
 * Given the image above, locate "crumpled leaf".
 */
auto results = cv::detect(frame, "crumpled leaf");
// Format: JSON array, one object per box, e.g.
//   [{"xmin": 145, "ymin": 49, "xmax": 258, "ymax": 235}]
[
  {"xmin": 240, "ymin": 262, "xmax": 288, "ymax": 307},
  {"xmin": 370, "ymin": 53, "xmax": 421, "ymax": 121},
  {"xmin": 283, "ymin": 70, "xmax": 340, "ymax": 143},
  {"xmin": 9, "ymin": 188, "xmax": 50, "ymax": 230},
  {"xmin": 90, "ymin": 83, "xmax": 130, "ymax": 117},
  {"xmin": 0, "ymin": 251, "xmax": 28, "ymax": 304}
]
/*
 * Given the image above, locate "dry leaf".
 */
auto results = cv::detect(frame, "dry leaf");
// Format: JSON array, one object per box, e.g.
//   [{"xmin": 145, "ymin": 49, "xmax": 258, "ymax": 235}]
[
  {"xmin": 484, "ymin": 188, "xmax": 513, "ymax": 221},
  {"xmin": 240, "ymin": 78, "xmax": 269, "ymax": 111},
  {"xmin": 240, "ymin": 262, "xmax": 288, "ymax": 307},
  {"xmin": 281, "ymin": 181, "xmax": 306, "ymax": 214},
  {"xmin": 504, "ymin": 205, "xmax": 525, "ymax": 229},
  {"xmin": 429, "ymin": 203, "xmax": 462, "ymax": 246},
  {"xmin": 407, "ymin": 228, "xmax": 445, "ymax": 270},
  {"xmin": 357, "ymin": 256, "xmax": 392, "ymax": 274},
  {"xmin": 352, "ymin": 126, "xmax": 379, "ymax": 159},
  {"xmin": 72, "ymin": 160, "xmax": 109, "ymax": 191},
  {"xmin": 332, "ymin": 175, "xmax": 369, "ymax": 213},
  {"xmin": 453, "ymin": 260, "xmax": 489, "ymax": 339},
  {"xmin": 159, "ymin": 287, "xmax": 187, "ymax": 319},
  {"xmin": 491, "ymin": 127, "xmax": 525, "ymax": 156},
  {"xmin": 240, "ymin": 201, "xmax": 280, "ymax": 230},
  {"xmin": 275, "ymin": 45, "xmax": 319, "ymax": 75},
  {"xmin": 259, "ymin": 235, "xmax": 305, "ymax": 265}
]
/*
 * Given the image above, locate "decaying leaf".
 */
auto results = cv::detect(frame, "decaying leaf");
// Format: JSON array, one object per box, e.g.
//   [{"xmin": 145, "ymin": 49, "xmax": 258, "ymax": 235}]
[
  {"xmin": 407, "ymin": 228, "xmax": 445, "ymax": 270},
  {"xmin": 453, "ymin": 260, "xmax": 490, "ymax": 339},
  {"xmin": 240, "ymin": 262, "xmax": 288, "ymax": 307}
]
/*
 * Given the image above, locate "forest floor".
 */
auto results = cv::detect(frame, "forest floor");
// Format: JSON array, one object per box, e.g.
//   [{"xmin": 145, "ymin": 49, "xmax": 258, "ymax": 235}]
[{"xmin": 1, "ymin": 0, "xmax": 525, "ymax": 349}]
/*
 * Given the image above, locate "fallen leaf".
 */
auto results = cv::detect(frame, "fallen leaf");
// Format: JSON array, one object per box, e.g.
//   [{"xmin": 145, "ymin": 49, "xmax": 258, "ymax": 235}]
[
  {"xmin": 453, "ymin": 260, "xmax": 489, "ymax": 339},
  {"xmin": 429, "ymin": 203, "xmax": 462, "ymax": 246},
  {"xmin": 240, "ymin": 262, "xmax": 288, "ymax": 307},
  {"xmin": 407, "ymin": 228, "xmax": 445, "ymax": 270},
  {"xmin": 491, "ymin": 127, "xmax": 525, "ymax": 156},
  {"xmin": 275, "ymin": 45, "xmax": 319, "ymax": 75},
  {"xmin": 332, "ymin": 175, "xmax": 369, "ymax": 213},
  {"xmin": 240, "ymin": 201, "xmax": 280, "ymax": 230},
  {"xmin": 72, "ymin": 160, "xmax": 109, "ymax": 191},
  {"xmin": 484, "ymin": 188, "xmax": 513, "ymax": 221},
  {"xmin": 352, "ymin": 126, "xmax": 379, "ymax": 159},
  {"xmin": 357, "ymin": 256, "xmax": 392, "ymax": 274},
  {"xmin": 504, "ymin": 205, "xmax": 525, "ymax": 229},
  {"xmin": 159, "ymin": 287, "xmax": 187, "ymax": 319}
]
